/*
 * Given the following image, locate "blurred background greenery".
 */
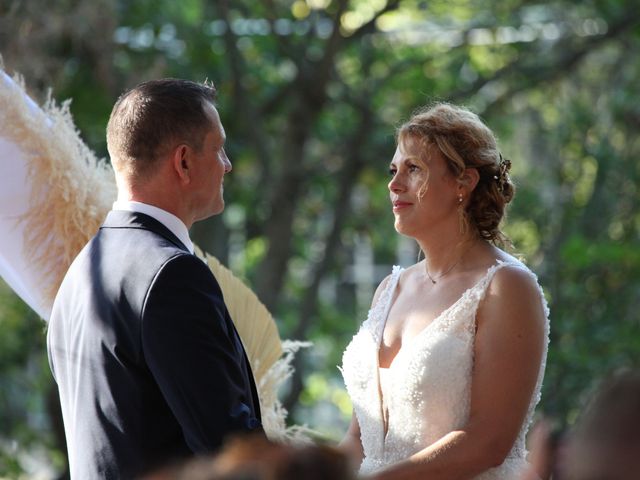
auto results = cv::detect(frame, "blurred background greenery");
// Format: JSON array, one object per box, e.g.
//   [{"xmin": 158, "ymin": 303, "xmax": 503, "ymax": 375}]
[{"xmin": 1, "ymin": 0, "xmax": 639, "ymax": 477}]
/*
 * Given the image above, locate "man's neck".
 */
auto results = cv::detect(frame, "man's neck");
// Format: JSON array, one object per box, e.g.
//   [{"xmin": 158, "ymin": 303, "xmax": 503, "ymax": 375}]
[
  {"xmin": 112, "ymin": 199, "xmax": 195, "ymax": 253},
  {"xmin": 117, "ymin": 188, "xmax": 192, "ymax": 229}
]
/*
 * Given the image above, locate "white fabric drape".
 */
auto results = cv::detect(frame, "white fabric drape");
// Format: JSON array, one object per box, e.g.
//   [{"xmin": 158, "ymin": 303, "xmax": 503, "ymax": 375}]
[{"xmin": 0, "ymin": 72, "xmax": 53, "ymax": 319}]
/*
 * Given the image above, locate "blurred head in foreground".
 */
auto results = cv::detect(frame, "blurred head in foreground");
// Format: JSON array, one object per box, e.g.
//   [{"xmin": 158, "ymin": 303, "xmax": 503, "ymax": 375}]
[
  {"xmin": 144, "ymin": 435, "xmax": 355, "ymax": 480},
  {"xmin": 561, "ymin": 369, "xmax": 640, "ymax": 480}
]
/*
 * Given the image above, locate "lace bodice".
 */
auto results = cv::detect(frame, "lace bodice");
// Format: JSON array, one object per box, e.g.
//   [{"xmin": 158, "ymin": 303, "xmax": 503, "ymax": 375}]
[{"xmin": 340, "ymin": 259, "xmax": 549, "ymax": 479}]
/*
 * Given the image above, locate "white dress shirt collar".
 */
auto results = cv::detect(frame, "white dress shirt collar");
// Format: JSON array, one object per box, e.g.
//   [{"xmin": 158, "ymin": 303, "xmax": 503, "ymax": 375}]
[{"xmin": 112, "ymin": 200, "xmax": 194, "ymax": 254}]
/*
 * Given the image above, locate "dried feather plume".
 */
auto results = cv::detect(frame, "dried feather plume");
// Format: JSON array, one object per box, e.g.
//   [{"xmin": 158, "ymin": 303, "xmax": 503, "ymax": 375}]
[
  {"xmin": 0, "ymin": 64, "xmax": 116, "ymax": 302},
  {"xmin": 0, "ymin": 63, "xmax": 310, "ymax": 442},
  {"xmin": 195, "ymin": 249, "xmax": 314, "ymax": 442}
]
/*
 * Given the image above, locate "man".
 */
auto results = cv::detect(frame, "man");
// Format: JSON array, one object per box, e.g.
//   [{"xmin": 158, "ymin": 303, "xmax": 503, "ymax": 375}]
[{"xmin": 47, "ymin": 79, "xmax": 263, "ymax": 479}]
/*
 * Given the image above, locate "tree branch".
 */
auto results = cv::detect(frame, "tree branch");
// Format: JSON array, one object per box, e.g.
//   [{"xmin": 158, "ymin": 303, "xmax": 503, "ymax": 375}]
[
  {"xmin": 283, "ymin": 96, "xmax": 373, "ymax": 411},
  {"xmin": 218, "ymin": 1, "xmax": 275, "ymax": 210},
  {"xmin": 347, "ymin": 0, "xmax": 402, "ymax": 42},
  {"xmin": 254, "ymin": 0, "xmax": 356, "ymax": 311},
  {"xmin": 259, "ymin": 0, "xmax": 303, "ymax": 62},
  {"xmin": 282, "ymin": 42, "xmax": 380, "ymax": 410},
  {"xmin": 449, "ymin": 12, "xmax": 640, "ymax": 107}
]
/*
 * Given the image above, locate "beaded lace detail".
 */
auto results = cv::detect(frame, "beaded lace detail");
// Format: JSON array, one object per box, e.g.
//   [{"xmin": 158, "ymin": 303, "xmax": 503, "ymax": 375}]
[{"xmin": 341, "ymin": 259, "xmax": 550, "ymax": 479}]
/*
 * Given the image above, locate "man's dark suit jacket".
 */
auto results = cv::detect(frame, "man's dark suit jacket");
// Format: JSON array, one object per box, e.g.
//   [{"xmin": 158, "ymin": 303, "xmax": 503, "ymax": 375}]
[{"xmin": 47, "ymin": 210, "xmax": 262, "ymax": 479}]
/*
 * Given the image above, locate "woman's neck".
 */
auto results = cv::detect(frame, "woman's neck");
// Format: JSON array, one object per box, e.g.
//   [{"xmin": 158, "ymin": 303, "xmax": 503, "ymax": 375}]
[{"xmin": 416, "ymin": 231, "xmax": 481, "ymax": 278}]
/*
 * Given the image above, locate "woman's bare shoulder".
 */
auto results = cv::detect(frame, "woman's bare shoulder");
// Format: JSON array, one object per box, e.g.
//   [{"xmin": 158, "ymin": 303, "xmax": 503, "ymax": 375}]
[
  {"xmin": 493, "ymin": 263, "xmax": 539, "ymax": 292},
  {"xmin": 471, "ymin": 245, "xmax": 546, "ymax": 318},
  {"xmin": 481, "ymin": 259, "xmax": 547, "ymax": 331}
]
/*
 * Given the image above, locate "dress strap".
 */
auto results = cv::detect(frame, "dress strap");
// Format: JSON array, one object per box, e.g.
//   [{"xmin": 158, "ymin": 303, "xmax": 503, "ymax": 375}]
[
  {"xmin": 466, "ymin": 258, "xmax": 550, "ymax": 331},
  {"xmin": 451, "ymin": 259, "xmax": 526, "ymax": 329},
  {"xmin": 485, "ymin": 258, "xmax": 551, "ymax": 333},
  {"xmin": 475, "ymin": 260, "xmax": 507, "ymax": 295},
  {"xmin": 473, "ymin": 259, "xmax": 524, "ymax": 299},
  {"xmin": 365, "ymin": 266, "xmax": 402, "ymax": 344}
]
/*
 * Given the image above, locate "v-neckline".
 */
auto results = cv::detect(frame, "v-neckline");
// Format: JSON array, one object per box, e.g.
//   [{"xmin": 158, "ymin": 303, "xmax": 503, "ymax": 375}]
[
  {"xmin": 373, "ymin": 261, "xmax": 504, "ymax": 443},
  {"xmin": 376, "ymin": 260, "xmax": 504, "ymax": 371}
]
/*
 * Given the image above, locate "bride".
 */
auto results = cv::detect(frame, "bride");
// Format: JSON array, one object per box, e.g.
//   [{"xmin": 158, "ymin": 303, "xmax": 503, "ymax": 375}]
[{"xmin": 340, "ymin": 103, "xmax": 549, "ymax": 479}]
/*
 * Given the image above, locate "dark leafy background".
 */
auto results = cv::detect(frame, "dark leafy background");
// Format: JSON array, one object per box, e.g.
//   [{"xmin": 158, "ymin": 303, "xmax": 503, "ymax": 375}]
[{"xmin": 1, "ymin": 0, "xmax": 639, "ymax": 477}]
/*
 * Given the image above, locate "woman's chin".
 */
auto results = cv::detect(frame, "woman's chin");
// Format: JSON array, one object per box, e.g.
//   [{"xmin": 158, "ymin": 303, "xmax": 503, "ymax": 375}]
[{"xmin": 394, "ymin": 220, "xmax": 418, "ymax": 238}]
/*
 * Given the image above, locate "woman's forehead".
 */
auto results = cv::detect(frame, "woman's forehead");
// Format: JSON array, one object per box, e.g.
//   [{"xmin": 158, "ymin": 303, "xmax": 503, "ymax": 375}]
[{"xmin": 395, "ymin": 137, "xmax": 439, "ymax": 163}]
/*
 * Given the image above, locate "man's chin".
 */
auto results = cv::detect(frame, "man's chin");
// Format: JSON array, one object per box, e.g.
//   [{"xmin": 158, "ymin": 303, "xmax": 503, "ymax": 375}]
[
  {"xmin": 194, "ymin": 205, "xmax": 224, "ymax": 223},
  {"xmin": 210, "ymin": 201, "xmax": 226, "ymax": 217}
]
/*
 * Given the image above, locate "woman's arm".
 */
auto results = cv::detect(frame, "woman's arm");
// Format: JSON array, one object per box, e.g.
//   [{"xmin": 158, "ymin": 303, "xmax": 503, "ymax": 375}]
[{"xmin": 373, "ymin": 265, "xmax": 547, "ymax": 480}]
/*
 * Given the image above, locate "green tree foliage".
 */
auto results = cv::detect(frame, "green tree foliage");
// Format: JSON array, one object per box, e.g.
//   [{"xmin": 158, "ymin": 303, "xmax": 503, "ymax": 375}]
[
  {"xmin": 0, "ymin": 281, "xmax": 64, "ymax": 478},
  {"xmin": 1, "ymin": 0, "xmax": 639, "ymax": 476}
]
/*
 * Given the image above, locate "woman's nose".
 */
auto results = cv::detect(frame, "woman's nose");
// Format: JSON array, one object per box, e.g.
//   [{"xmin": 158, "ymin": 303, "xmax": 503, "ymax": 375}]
[{"xmin": 388, "ymin": 174, "xmax": 404, "ymax": 193}]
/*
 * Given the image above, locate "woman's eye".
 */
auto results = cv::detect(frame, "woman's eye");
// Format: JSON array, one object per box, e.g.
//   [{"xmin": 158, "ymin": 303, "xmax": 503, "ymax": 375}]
[
  {"xmin": 408, "ymin": 164, "xmax": 420, "ymax": 173},
  {"xmin": 388, "ymin": 168, "xmax": 397, "ymax": 176}
]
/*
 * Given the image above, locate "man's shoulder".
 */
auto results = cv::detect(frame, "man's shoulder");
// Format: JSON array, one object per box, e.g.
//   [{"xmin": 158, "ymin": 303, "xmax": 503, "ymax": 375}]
[
  {"xmin": 61, "ymin": 225, "xmax": 196, "ymax": 300},
  {"xmin": 150, "ymin": 251, "xmax": 217, "ymax": 291}
]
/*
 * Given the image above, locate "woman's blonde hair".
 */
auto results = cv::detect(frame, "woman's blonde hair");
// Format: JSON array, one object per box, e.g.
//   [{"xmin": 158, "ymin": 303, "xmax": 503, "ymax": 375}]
[{"xmin": 397, "ymin": 102, "xmax": 514, "ymax": 246}]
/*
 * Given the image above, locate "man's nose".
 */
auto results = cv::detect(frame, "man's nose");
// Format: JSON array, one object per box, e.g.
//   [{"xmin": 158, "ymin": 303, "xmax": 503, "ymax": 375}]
[{"xmin": 223, "ymin": 150, "xmax": 232, "ymax": 173}]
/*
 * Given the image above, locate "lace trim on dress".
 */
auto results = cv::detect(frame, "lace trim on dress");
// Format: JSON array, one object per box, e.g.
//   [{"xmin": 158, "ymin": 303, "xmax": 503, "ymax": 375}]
[{"xmin": 362, "ymin": 265, "xmax": 402, "ymax": 344}]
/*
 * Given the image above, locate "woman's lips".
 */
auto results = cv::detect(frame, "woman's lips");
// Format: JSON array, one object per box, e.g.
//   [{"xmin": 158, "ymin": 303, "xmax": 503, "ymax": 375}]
[{"xmin": 392, "ymin": 201, "xmax": 413, "ymax": 212}]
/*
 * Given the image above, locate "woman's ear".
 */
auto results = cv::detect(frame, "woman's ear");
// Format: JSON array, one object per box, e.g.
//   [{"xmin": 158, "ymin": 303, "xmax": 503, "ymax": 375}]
[{"xmin": 459, "ymin": 167, "xmax": 480, "ymax": 194}]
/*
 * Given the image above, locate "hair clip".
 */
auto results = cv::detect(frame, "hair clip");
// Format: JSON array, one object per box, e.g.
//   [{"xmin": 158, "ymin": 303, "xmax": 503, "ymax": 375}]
[{"xmin": 495, "ymin": 154, "xmax": 511, "ymax": 192}]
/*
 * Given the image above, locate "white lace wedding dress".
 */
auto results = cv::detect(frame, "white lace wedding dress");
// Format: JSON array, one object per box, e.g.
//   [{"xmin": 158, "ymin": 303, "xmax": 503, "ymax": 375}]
[{"xmin": 341, "ymin": 258, "xmax": 549, "ymax": 479}]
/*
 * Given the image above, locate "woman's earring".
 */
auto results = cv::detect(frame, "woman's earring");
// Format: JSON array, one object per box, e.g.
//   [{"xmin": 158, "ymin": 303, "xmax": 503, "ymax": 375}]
[{"xmin": 458, "ymin": 194, "xmax": 467, "ymax": 235}]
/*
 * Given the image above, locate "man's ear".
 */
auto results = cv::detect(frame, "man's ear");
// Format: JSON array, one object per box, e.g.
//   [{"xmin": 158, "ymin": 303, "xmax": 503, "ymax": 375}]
[{"xmin": 171, "ymin": 144, "xmax": 192, "ymax": 184}]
